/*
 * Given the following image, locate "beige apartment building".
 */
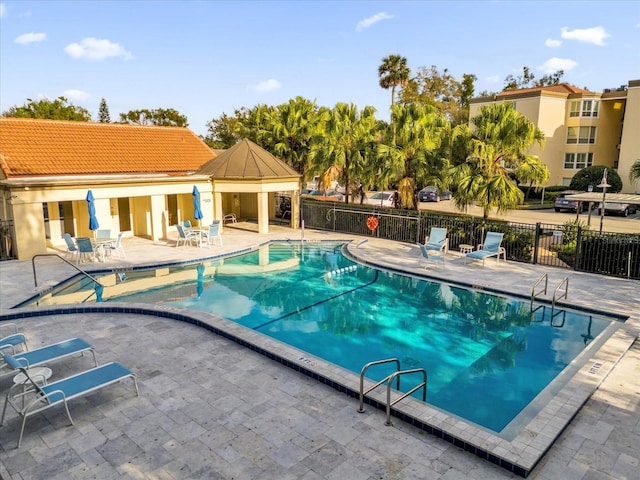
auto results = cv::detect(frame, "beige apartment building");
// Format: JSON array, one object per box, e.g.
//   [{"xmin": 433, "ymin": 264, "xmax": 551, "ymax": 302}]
[{"xmin": 469, "ymin": 79, "xmax": 640, "ymax": 193}]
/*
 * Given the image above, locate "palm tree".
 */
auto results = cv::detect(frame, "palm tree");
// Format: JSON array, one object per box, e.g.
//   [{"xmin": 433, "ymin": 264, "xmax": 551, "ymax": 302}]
[
  {"xmin": 630, "ymin": 159, "xmax": 640, "ymax": 186},
  {"xmin": 377, "ymin": 103, "xmax": 450, "ymax": 209},
  {"xmin": 308, "ymin": 103, "xmax": 378, "ymax": 204},
  {"xmin": 449, "ymin": 103, "xmax": 546, "ymax": 218},
  {"xmin": 378, "ymin": 55, "xmax": 410, "ymax": 110}
]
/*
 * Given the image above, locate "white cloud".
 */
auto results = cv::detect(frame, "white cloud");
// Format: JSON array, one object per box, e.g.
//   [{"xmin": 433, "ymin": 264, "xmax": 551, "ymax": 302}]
[
  {"xmin": 14, "ymin": 32, "xmax": 46, "ymax": 44},
  {"xmin": 63, "ymin": 89, "xmax": 90, "ymax": 102},
  {"xmin": 64, "ymin": 37, "xmax": 132, "ymax": 61},
  {"xmin": 560, "ymin": 26, "xmax": 610, "ymax": 46},
  {"xmin": 252, "ymin": 79, "xmax": 281, "ymax": 92},
  {"xmin": 539, "ymin": 57, "xmax": 578, "ymax": 73},
  {"xmin": 356, "ymin": 12, "xmax": 394, "ymax": 32},
  {"xmin": 0, "ymin": 3, "xmax": 6, "ymax": 18},
  {"xmin": 545, "ymin": 38, "xmax": 562, "ymax": 48}
]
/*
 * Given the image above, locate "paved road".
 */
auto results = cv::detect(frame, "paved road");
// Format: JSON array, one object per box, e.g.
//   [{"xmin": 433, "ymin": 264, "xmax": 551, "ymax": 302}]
[{"xmin": 417, "ymin": 200, "xmax": 640, "ymax": 234}]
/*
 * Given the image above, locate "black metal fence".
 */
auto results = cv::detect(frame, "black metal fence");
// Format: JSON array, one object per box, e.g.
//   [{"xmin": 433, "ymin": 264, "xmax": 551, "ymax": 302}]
[{"xmin": 300, "ymin": 199, "xmax": 640, "ymax": 280}]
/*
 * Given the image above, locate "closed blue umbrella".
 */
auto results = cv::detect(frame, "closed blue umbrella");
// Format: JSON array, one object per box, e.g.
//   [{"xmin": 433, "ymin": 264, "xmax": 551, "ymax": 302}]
[
  {"xmin": 196, "ymin": 263, "xmax": 205, "ymax": 298},
  {"xmin": 193, "ymin": 186, "xmax": 204, "ymax": 227},
  {"xmin": 86, "ymin": 190, "xmax": 99, "ymax": 232}
]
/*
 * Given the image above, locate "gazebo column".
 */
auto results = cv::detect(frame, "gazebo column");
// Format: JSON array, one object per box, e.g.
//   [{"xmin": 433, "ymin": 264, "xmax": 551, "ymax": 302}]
[
  {"xmin": 291, "ymin": 190, "xmax": 300, "ymax": 230},
  {"xmin": 149, "ymin": 194, "xmax": 165, "ymax": 241},
  {"xmin": 257, "ymin": 191, "xmax": 269, "ymax": 234}
]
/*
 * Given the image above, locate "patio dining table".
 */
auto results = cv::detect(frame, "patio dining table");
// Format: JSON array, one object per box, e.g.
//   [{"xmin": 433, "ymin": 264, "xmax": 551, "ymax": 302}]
[
  {"xmin": 90, "ymin": 238, "xmax": 116, "ymax": 262},
  {"xmin": 185, "ymin": 227, "xmax": 209, "ymax": 248}
]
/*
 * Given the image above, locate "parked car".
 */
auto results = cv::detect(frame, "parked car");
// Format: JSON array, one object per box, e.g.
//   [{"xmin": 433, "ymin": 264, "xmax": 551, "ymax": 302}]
[
  {"xmin": 365, "ymin": 191, "xmax": 396, "ymax": 208},
  {"xmin": 419, "ymin": 186, "xmax": 452, "ymax": 202},
  {"xmin": 303, "ymin": 189, "xmax": 344, "ymax": 201},
  {"xmin": 554, "ymin": 191, "xmax": 591, "ymax": 212},
  {"xmin": 598, "ymin": 202, "xmax": 638, "ymax": 217}
]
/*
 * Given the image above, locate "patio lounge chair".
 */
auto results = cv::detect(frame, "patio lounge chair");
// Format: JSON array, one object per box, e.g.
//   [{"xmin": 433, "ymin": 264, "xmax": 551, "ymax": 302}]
[
  {"xmin": 1, "ymin": 333, "xmax": 28, "ymax": 355},
  {"xmin": 176, "ymin": 224, "xmax": 196, "ymax": 247},
  {"xmin": 0, "ymin": 337, "xmax": 97, "ymax": 379},
  {"xmin": 95, "ymin": 229, "xmax": 111, "ymax": 239},
  {"xmin": 183, "ymin": 220, "xmax": 192, "ymax": 228},
  {"xmin": 223, "ymin": 212, "xmax": 237, "ymax": 224},
  {"xmin": 1, "ymin": 354, "xmax": 139, "ymax": 448},
  {"xmin": 105, "ymin": 232, "xmax": 126, "ymax": 258},
  {"xmin": 62, "ymin": 233, "xmax": 78, "ymax": 261},
  {"xmin": 416, "ymin": 242, "xmax": 445, "ymax": 269},
  {"xmin": 425, "ymin": 227, "xmax": 449, "ymax": 254},
  {"xmin": 204, "ymin": 220, "xmax": 223, "ymax": 247},
  {"xmin": 465, "ymin": 232, "xmax": 506, "ymax": 266}
]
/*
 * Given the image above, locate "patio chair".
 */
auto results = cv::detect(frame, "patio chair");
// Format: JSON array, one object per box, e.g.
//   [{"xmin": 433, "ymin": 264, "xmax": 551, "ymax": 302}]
[
  {"xmin": 1, "ymin": 354, "xmax": 139, "ymax": 448},
  {"xmin": 223, "ymin": 212, "xmax": 237, "ymax": 224},
  {"xmin": 416, "ymin": 242, "xmax": 445, "ymax": 269},
  {"xmin": 425, "ymin": 227, "xmax": 449, "ymax": 254},
  {"xmin": 465, "ymin": 232, "xmax": 506, "ymax": 266},
  {"xmin": 75, "ymin": 237, "xmax": 96, "ymax": 264},
  {"xmin": 0, "ymin": 337, "xmax": 97, "ymax": 379},
  {"xmin": 183, "ymin": 220, "xmax": 192, "ymax": 228},
  {"xmin": 204, "ymin": 220, "xmax": 223, "ymax": 247},
  {"xmin": 104, "ymin": 232, "xmax": 126, "ymax": 258},
  {"xmin": 95, "ymin": 229, "xmax": 111, "ymax": 239},
  {"xmin": 1, "ymin": 333, "xmax": 28, "ymax": 355},
  {"xmin": 62, "ymin": 233, "xmax": 78, "ymax": 261},
  {"xmin": 176, "ymin": 224, "xmax": 196, "ymax": 247}
]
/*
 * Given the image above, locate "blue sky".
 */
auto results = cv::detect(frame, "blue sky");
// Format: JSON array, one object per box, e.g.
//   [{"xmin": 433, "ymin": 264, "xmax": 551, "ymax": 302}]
[{"xmin": 1, "ymin": 1, "xmax": 638, "ymax": 136}]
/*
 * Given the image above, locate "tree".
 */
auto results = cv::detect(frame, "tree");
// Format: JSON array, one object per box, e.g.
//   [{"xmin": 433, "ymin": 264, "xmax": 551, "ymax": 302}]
[
  {"xmin": 448, "ymin": 103, "xmax": 546, "ymax": 218},
  {"xmin": 378, "ymin": 55, "xmax": 410, "ymax": 109},
  {"xmin": 119, "ymin": 108, "xmax": 188, "ymax": 127},
  {"xmin": 204, "ymin": 113, "xmax": 241, "ymax": 149},
  {"xmin": 569, "ymin": 166, "xmax": 622, "ymax": 193},
  {"xmin": 504, "ymin": 66, "xmax": 565, "ymax": 91},
  {"xmin": 377, "ymin": 103, "xmax": 450, "ymax": 209},
  {"xmin": 98, "ymin": 98, "xmax": 111, "ymax": 123},
  {"xmin": 308, "ymin": 103, "xmax": 378, "ymax": 204},
  {"xmin": 399, "ymin": 66, "xmax": 475, "ymax": 126},
  {"xmin": 629, "ymin": 159, "xmax": 640, "ymax": 185},
  {"xmin": 2, "ymin": 96, "xmax": 91, "ymax": 121}
]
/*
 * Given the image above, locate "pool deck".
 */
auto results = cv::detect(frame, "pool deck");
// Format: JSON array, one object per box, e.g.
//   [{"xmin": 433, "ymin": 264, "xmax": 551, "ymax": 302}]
[{"xmin": 1, "ymin": 225, "xmax": 638, "ymax": 479}]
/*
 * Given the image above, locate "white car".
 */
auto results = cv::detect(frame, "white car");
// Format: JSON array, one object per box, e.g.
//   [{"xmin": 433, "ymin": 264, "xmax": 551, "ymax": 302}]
[{"xmin": 365, "ymin": 191, "xmax": 396, "ymax": 208}]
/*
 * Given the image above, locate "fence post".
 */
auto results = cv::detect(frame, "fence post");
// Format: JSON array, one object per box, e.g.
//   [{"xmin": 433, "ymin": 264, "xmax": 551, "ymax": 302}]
[
  {"xmin": 533, "ymin": 223, "xmax": 541, "ymax": 264},
  {"xmin": 575, "ymin": 225, "xmax": 583, "ymax": 271}
]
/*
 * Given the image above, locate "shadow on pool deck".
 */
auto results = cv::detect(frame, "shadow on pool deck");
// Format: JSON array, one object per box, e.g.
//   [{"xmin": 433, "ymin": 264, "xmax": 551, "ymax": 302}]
[{"xmin": 1, "ymin": 228, "xmax": 638, "ymax": 479}]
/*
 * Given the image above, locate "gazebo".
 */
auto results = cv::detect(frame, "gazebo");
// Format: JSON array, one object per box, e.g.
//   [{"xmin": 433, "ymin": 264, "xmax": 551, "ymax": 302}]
[{"xmin": 198, "ymin": 139, "xmax": 302, "ymax": 234}]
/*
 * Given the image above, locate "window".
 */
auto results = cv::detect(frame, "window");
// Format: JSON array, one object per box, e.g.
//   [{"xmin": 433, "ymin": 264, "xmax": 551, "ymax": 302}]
[
  {"xmin": 568, "ymin": 99, "xmax": 599, "ymax": 117},
  {"xmin": 564, "ymin": 152, "xmax": 594, "ymax": 169},
  {"xmin": 581, "ymin": 100, "xmax": 599, "ymax": 117},
  {"xmin": 569, "ymin": 101, "xmax": 580, "ymax": 117},
  {"xmin": 567, "ymin": 126, "xmax": 596, "ymax": 144}
]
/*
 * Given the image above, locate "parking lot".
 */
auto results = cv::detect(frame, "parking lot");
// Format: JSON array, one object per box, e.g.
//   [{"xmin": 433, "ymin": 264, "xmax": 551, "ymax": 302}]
[{"xmin": 417, "ymin": 200, "xmax": 640, "ymax": 234}]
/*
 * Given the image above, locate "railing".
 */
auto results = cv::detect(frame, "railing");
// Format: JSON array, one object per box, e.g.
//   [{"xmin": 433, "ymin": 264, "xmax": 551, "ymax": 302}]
[
  {"xmin": 531, "ymin": 273, "xmax": 548, "ymax": 307},
  {"xmin": 31, "ymin": 254, "xmax": 104, "ymax": 301},
  {"xmin": 301, "ymin": 199, "xmax": 640, "ymax": 280}
]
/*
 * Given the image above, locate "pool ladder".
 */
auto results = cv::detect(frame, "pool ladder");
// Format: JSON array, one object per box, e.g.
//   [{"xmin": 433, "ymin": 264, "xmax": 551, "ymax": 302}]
[
  {"xmin": 357, "ymin": 358, "xmax": 427, "ymax": 426},
  {"xmin": 530, "ymin": 274, "xmax": 569, "ymax": 326}
]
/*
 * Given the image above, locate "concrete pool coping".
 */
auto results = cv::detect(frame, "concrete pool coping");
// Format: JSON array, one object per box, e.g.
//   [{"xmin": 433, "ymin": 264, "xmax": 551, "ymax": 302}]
[{"xmin": 1, "ymin": 229, "xmax": 639, "ymax": 478}]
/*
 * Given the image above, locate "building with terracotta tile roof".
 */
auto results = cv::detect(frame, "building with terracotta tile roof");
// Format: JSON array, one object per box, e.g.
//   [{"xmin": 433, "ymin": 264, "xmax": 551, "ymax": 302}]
[
  {"xmin": 469, "ymin": 79, "xmax": 640, "ymax": 193},
  {"xmin": 0, "ymin": 119, "xmax": 301, "ymax": 259}
]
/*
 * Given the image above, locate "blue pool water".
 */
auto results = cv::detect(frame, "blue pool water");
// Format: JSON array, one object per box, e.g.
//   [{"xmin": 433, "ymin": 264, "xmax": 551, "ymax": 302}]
[{"xmin": 26, "ymin": 242, "xmax": 614, "ymax": 433}]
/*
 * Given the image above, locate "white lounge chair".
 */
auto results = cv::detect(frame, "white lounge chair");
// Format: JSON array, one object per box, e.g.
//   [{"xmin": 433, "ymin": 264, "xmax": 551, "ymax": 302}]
[
  {"xmin": 223, "ymin": 212, "xmax": 237, "ymax": 224},
  {"xmin": 416, "ymin": 242, "xmax": 445, "ymax": 269},
  {"xmin": 176, "ymin": 225, "xmax": 196, "ymax": 247},
  {"xmin": 1, "ymin": 354, "xmax": 139, "ymax": 448},
  {"xmin": 425, "ymin": 227, "xmax": 448, "ymax": 254},
  {"xmin": 465, "ymin": 232, "xmax": 506, "ymax": 266}
]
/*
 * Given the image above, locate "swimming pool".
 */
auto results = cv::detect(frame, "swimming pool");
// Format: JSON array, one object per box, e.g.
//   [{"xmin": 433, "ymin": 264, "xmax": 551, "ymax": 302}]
[{"xmin": 22, "ymin": 241, "xmax": 619, "ymax": 436}]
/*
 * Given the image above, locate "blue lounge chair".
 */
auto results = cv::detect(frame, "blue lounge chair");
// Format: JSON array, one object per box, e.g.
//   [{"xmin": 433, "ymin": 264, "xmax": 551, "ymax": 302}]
[
  {"xmin": 76, "ymin": 237, "xmax": 96, "ymax": 264},
  {"xmin": 416, "ymin": 242, "xmax": 445, "ymax": 269},
  {"xmin": 465, "ymin": 232, "xmax": 506, "ymax": 266},
  {"xmin": 0, "ymin": 333, "xmax": 28, "ymax": 355},
  {"xmin": 0, "ymin": 337, "xmax": 97, "ymax": 378},
  {"xmin": 62, "ymin": 233, "xmax": 78, "ymax": 261},
  {"xmin": 425, "ymin": 227, "xmax": 448, "ymax": 254},
  {"xmin": 1, "ymin": 354, "xmax": 139, "ymax": 448}
]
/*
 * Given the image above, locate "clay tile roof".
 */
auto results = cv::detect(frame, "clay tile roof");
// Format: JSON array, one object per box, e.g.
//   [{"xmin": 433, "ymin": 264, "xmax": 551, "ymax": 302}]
[
  {"xmin": 198, "ymin": 138, "xmax": 300, "ymax": 179},
  {"xmin": 0, "ymin": 118, "xmax": 215, "ymax": 177},
  {"xmin": 498, "ymin": 83, "xmax": 592, "ymax": 97}
]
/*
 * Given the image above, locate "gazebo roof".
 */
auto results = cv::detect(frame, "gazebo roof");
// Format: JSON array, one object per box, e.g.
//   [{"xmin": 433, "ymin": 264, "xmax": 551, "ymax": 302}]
[{"xmin": 197, "ymin": 139, "xmax": 300, "ymax": 179}]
